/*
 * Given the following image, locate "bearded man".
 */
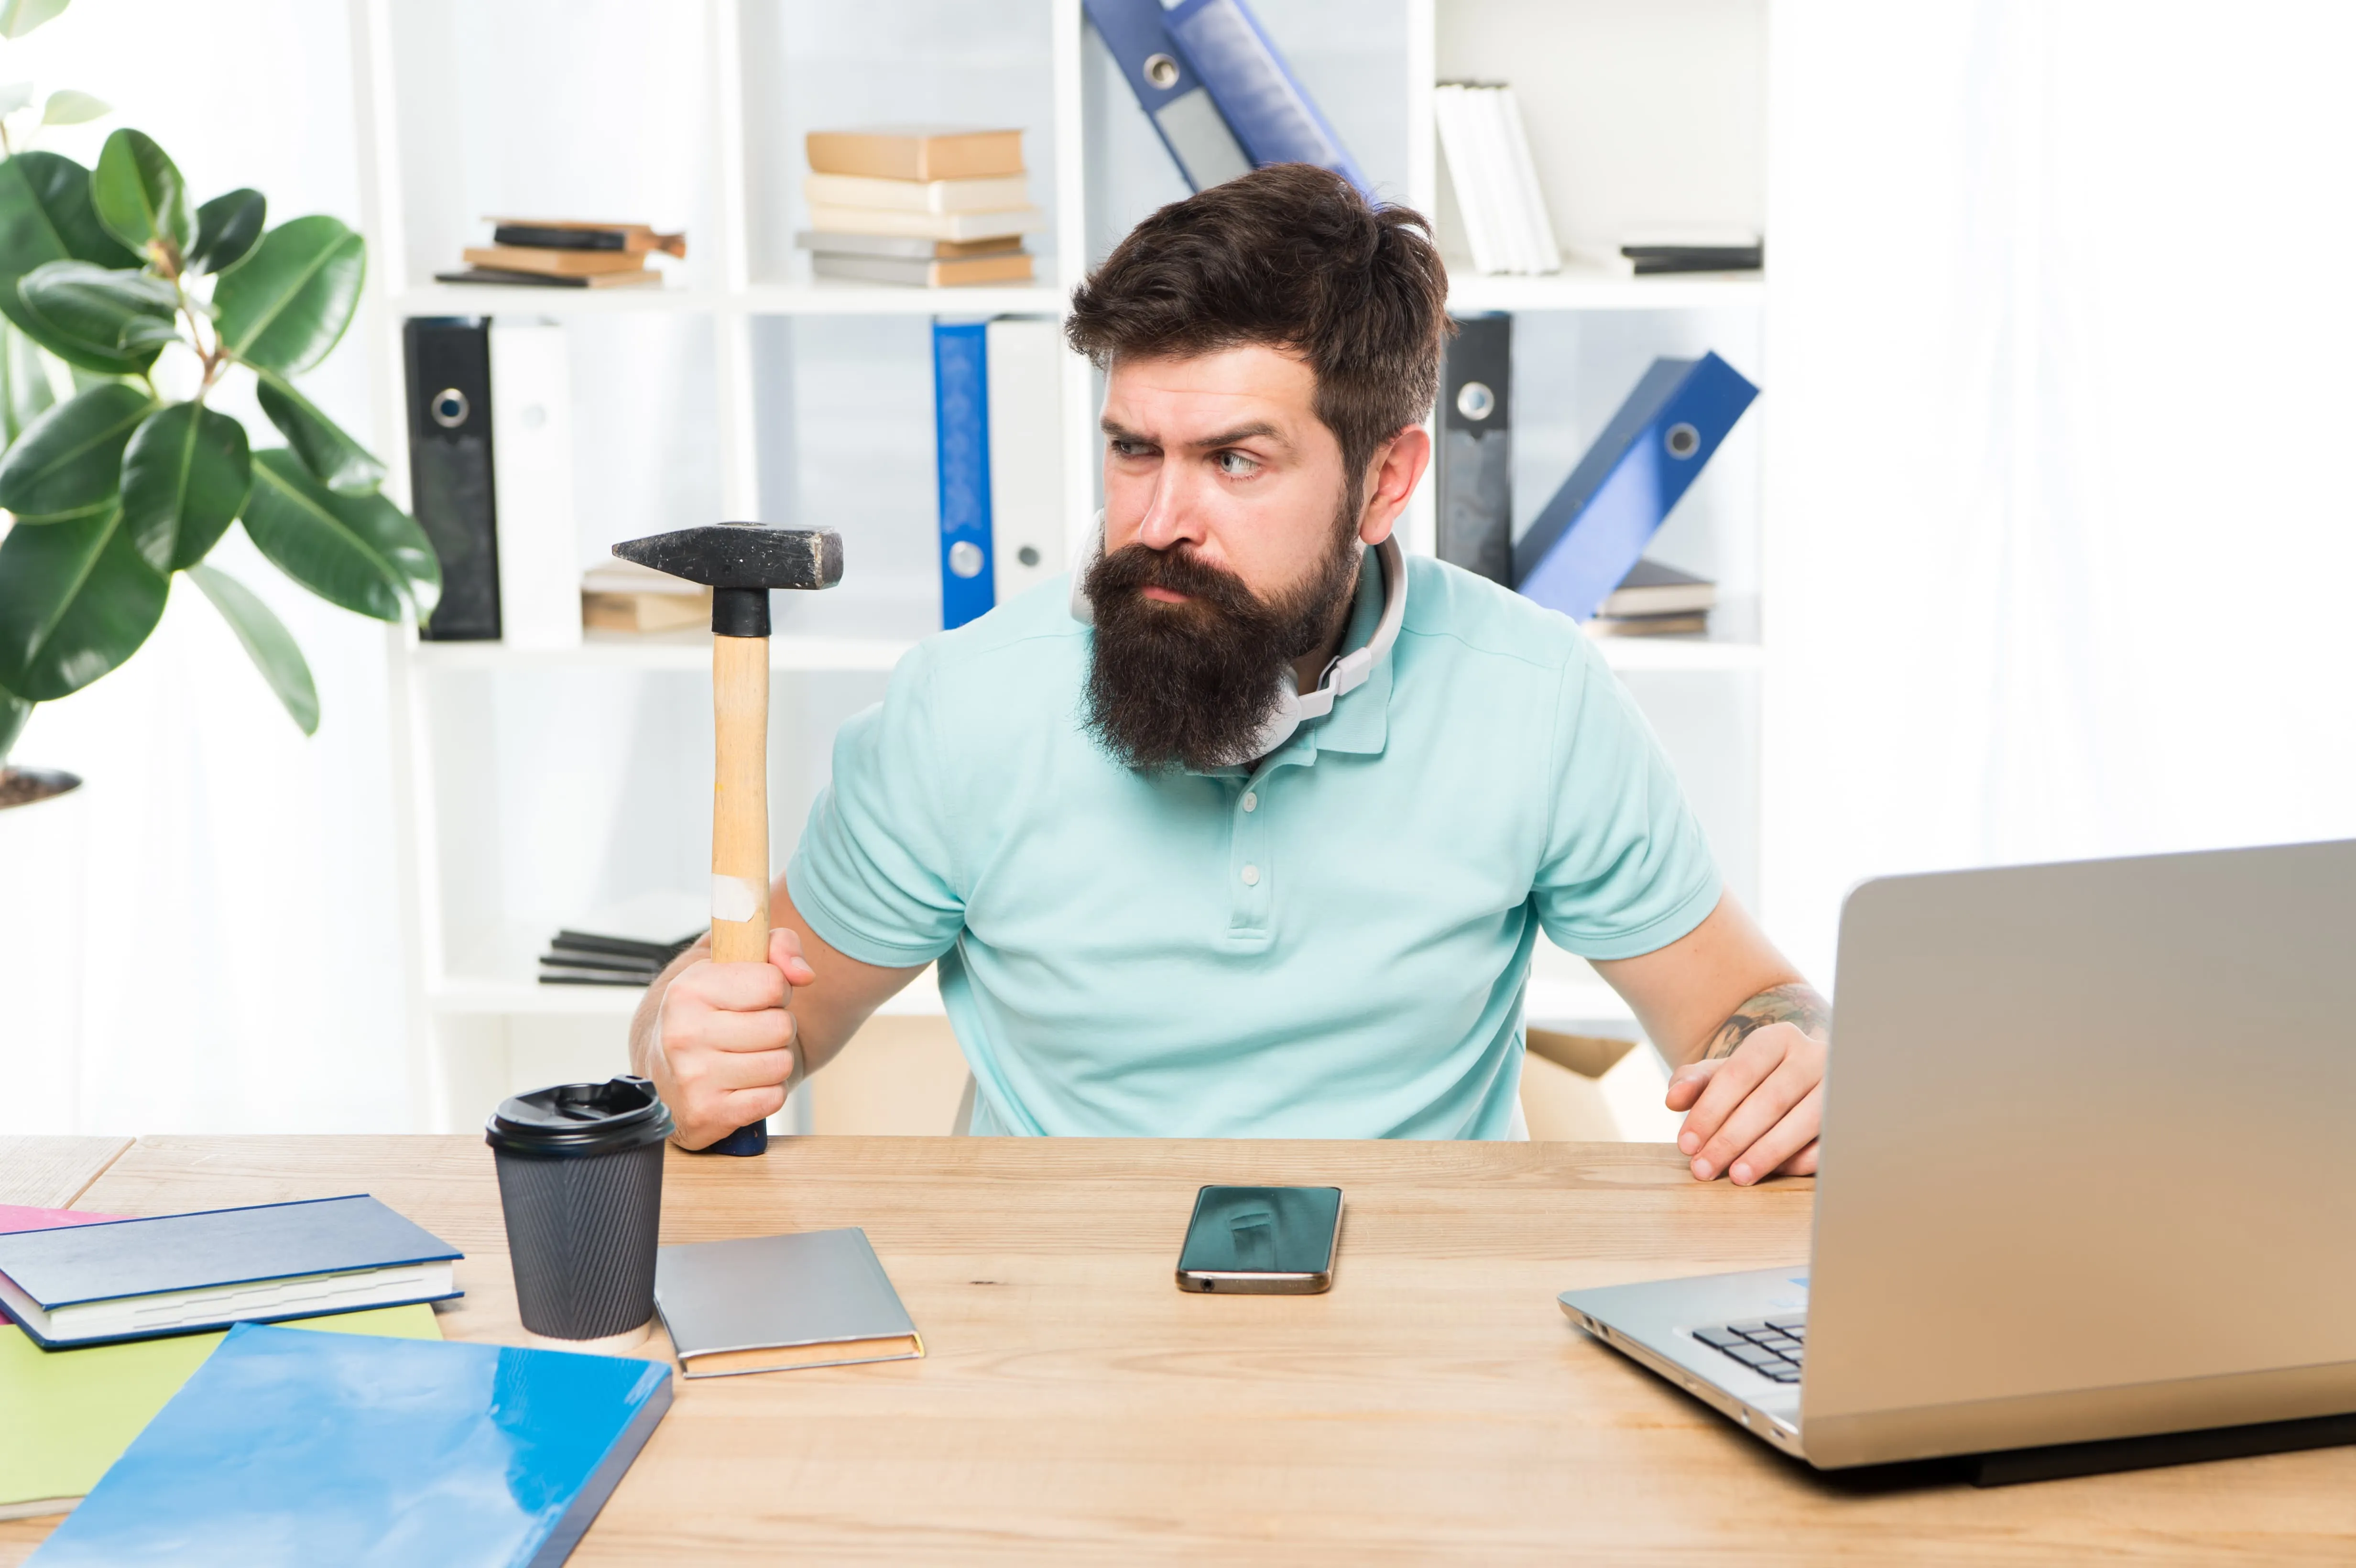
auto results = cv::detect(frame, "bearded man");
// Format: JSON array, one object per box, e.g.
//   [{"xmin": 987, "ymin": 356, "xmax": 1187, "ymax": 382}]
[{"xmin": 631, "ymin": 165, "xmax": 1829, "ymax": 1185}]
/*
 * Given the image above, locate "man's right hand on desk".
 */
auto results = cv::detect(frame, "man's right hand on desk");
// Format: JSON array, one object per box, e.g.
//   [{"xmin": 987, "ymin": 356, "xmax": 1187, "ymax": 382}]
[{"xmin": 644, "ymin": 929, "xmax": 815, "ymax": 1151}]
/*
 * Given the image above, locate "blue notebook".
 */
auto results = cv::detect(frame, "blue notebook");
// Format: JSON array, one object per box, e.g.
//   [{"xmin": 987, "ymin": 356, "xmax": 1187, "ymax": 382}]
[
  {"xmin": 0, "ymin": 1194, "xmax": 461, "ymax": 1349},
  {"xmin": 32, "ymin": 1323, "xmax": 673, "ymax": 1566},
  {"xmin": 1512, "ymin": 352, "xmax": 1759, "ymax": 621}
]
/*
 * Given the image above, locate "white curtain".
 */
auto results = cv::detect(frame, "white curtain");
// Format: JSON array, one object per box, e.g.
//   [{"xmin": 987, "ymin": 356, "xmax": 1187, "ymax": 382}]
[
  {"xmin": 1763, "ymin": 0, "xmax": 2356, "ymax": 983},
  {"xmin": 3, "ymin": 0, "xmax": 415, "ymax": 1133}
]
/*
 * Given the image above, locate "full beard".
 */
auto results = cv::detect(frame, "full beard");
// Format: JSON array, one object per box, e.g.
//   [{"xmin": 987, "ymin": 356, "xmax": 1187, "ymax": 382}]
[{"xmin": 1082, "ymin": 500, "xmax": 1364, "ymax": 773}]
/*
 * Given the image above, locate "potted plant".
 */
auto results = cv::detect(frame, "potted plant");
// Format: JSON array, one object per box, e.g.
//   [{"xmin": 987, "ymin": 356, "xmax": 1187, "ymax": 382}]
[
  {"xmin": 0, "ymin": 120, "xmax": 440, "ymax": 757},
  {"xmin": 0, "ymin": 27, "xmax": 438, "ymax": 1122}
]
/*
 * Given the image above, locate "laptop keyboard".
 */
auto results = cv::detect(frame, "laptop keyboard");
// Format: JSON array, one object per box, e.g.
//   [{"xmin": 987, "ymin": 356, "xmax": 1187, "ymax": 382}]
[{"xmin": 1692, "ymin": 1317, "xmax": 1807, "ymax": 1383}]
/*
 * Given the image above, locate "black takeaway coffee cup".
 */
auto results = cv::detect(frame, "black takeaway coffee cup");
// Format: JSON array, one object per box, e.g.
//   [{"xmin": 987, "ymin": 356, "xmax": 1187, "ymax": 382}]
[{"xmin": 485, "ymin": 1077, "xmax": 673, "ymax": 1348}]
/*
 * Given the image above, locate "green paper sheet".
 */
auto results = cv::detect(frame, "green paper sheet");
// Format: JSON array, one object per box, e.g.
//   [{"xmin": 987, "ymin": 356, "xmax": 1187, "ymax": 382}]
[{"xmin": 0, "ymin": 1303, "xmax": 444, "ymax": 1517}]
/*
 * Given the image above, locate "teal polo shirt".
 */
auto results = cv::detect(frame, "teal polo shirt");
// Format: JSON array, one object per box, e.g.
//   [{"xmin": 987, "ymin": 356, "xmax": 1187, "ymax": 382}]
[{"xmin": 787, "ymin": 548, "xmax": 1721, "ymax": 1138}]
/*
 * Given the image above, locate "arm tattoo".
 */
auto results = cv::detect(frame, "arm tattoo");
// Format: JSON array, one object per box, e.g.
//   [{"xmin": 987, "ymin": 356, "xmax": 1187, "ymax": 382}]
[{"xmin": 1705, "ymin": 982, "xmax": 1831, "ymax": 1061}]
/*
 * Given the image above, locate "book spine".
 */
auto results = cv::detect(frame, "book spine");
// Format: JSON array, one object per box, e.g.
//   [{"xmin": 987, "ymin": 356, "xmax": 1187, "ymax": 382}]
[
  {"xmin": 932, "ymin": 321, "xmax": 995, "ymax": 630},
  {"xmin": 487, "ymin": 322, "xmax": 582, "ymax": 649},
  {"xmin": 1436, "ymin": 313, "xmax": 1513, "ymax": 585},
  {"xmin": 402, "ymin": 318, "xmax": 501, "ymax": 641},
  {"xmin": 1495, "ymin": 87, "xmax": 1562, "ymax": 273},
  {"xmin": 1164, "ymin": 0, "xmax": 1372, "ymax": 198},
  {"xmin": 985, "ymin": 319, "xmax": 1064, "ymax": 604},
  {"xmin": 1481, "ymin": 88, "xmax": 1539, "ymax": 273},
  {"xmin": 492, "ymin": 224, "xmax": 627, "ymax": 251},
  {"xmin": 1514, "ymin": 352, "xmax": 1759, "ymax": 619},
  {"xmin": 1434, "ymin": 87, "xmax": 1493, "ymax": 276},
  {"xmin": 524, "ymin": 1372, "xmax": 674, "ymax": 1568},
  {"xmin": 1081, "ymin": 0, "xmax": 1252, "ymax": 192}
]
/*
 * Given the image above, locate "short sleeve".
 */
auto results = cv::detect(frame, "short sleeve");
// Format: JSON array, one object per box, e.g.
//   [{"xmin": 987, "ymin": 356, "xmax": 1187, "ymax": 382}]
[
  {"xmin": 786, "ymin": 652, "xmax": 967, "ymax": 968},
  {"xmin": 1532, "ymin": 641, "xmax": 1723, "ymax": 959}
]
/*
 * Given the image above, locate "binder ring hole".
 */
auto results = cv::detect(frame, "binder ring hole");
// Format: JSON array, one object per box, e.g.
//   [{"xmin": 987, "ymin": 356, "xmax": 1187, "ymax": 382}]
[
  {"xmin": 430, "ymin": 388, "xmax": 469, "ymax": 429},
  {"xmin": 949, "ymin": 540, "xmax": 985, "ymax": 579},
  {"xmin": 1016, "ymin": 545, "xmax": 1041, "ymax": 567},
  {"xmin": 1455, "ymin": 381, "xmax": 1495, "ymax": 422},
  {"xmin": 1666, "ymin": 422, "xmax": 1701, "ymax": 458},
  {"xmin": 1144, "ymin": 53, "xmax": 1180, "ymax": 89}
]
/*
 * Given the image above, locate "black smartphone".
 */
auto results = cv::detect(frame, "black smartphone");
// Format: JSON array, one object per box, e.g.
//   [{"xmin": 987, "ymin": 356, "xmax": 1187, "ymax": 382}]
[{"xmin": 1176, "ymin": 1185, "xmax": 1343, "ymax": 1294}]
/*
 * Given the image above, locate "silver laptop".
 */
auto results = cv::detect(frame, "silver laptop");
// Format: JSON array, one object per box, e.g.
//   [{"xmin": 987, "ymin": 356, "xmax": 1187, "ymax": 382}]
[{"xmin": 1561, "ymin": 838, "xmax": 2356, "ymax": 1470}]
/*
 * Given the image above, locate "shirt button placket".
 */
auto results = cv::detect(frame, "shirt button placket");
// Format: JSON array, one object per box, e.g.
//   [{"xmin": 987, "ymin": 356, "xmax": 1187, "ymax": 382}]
[{"xmin": 1232, "ymin": 776, "xmax": 1270, "ymax": 933}]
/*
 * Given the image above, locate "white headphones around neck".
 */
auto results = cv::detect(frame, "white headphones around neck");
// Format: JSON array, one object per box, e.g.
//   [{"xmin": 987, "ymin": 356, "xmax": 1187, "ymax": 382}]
[{"xmin": 1069, "ymin": 514, "xmax": 1408, "ymax": 764}]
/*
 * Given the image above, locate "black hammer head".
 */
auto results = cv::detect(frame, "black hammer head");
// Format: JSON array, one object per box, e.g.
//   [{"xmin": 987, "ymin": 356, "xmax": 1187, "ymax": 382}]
[
  {"xmin": 612, "ymin": 523, "xmax": 842, "ymax": 591},
  {"xmin": 611, "ymin": 523, "xmax": 842, "ymax": 639}
]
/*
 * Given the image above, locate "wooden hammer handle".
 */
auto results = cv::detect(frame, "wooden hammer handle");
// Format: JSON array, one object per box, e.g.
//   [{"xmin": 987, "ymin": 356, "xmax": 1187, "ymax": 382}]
[{"xmin": 710, "ymin": 634, "xmax": 770, "ymax": 962}]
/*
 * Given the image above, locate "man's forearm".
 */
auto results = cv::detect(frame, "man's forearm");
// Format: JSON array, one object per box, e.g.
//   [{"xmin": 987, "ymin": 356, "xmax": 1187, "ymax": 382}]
[{"xmin": 1701, "ymin": 982, "xmax": 1831, "ymax": 1062}]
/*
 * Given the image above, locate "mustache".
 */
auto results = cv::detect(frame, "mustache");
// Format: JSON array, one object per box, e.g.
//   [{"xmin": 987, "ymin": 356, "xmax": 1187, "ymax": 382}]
[{"xmin": 1085, "ymin": 541, "xmax": 1265, "ymax": 619}]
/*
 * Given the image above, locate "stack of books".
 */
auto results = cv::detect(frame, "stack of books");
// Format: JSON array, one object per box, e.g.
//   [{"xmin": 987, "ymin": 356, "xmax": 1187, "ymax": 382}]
[
  {"xmin": 1434, "ymin": 81, "xmax": 1561, "ymax": 276},
  {"xmin": 436, "ymin": 219, "xmax": 685, "ymax": 290},
  {"xmin": 1585, "ymin": 559, "xmax": 1717, "ymax": 637},
  {"xmin": 1567, "ymin": 227, "xmax": 1763, "ymax": 278},
  {"xmin": 0, "ymin": 1196, "xmax": 462, "ymax": 1521},
  {"xmin": 538, "ymin": 928, "xmax": 698, "ymax": 987},
  {"xmin": 581, "ymin": 558, "xmax": 710, "ymax": 635},
  {"xmin": 796, "ymin": 125, "xmax": 1039, "ymax": 288}
]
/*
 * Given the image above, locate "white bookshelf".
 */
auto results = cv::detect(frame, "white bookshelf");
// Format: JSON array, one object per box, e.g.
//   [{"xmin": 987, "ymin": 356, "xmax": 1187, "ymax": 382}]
[{"xmin": 346, "ymin": 0, "xmax": 1768, "ymax": 1131}]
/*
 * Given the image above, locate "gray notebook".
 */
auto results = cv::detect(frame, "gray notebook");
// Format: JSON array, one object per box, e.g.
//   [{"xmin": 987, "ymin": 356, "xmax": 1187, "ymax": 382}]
[{"xmin": 654, "ymin": 1228, "xmax": 922, "ymax": 1378}]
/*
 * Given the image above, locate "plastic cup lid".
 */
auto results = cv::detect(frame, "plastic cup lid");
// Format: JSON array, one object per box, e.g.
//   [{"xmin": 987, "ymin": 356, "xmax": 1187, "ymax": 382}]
[{"xmin": 485, "ymin": 1076, "xmax": 675, "ymax": 1155}]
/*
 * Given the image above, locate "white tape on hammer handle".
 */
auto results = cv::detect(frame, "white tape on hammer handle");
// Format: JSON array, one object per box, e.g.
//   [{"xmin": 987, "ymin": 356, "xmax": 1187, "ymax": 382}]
[{"xmin": 710, "ymin": 873, "xmax": 764, "ymax": 925}]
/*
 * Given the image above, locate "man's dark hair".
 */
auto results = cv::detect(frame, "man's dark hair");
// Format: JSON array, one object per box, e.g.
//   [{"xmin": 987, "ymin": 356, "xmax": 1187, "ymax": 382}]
[{"xmin": 1066, "ymin": 164, "xmax": 1449, "ymax": 488}]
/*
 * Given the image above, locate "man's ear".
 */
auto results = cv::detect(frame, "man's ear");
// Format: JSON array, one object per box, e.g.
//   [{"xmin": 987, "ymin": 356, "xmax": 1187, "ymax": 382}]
[{"xmin": 1358, "ymin": 424, "xmax": 1432, "ymax": 544}]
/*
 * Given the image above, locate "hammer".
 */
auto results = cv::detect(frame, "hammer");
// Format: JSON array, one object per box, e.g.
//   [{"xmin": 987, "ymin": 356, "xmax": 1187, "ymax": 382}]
[{"xmin": 611, "ymin": 522, "xmax": 844, "ymax": 1156}]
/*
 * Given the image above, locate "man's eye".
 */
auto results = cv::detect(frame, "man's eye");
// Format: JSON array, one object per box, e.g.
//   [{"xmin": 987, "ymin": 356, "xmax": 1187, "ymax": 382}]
[
  {"xmin": 1110, "ymin": 438, "xmax": 1153, "ymax": 458},
  {"xmin": 1215, "ymin": 450, "xmax": 1260, "ymax": 477}
]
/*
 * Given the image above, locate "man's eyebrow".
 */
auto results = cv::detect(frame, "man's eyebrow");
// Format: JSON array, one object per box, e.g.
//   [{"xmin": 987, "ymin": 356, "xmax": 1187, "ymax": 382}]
[
  {"xmin": 1099, "ymin": 418, "xmax": 1289, "ymax": 451},
  {"xmin": 1196, "ymin": 421, "xmax": 1286, "ymax": 450}
]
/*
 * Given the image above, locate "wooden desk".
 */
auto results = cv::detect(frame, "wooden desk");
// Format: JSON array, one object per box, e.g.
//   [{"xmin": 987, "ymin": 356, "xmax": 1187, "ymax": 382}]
[{"xmin": 4, "ymin": 1135, "xmax": 2353, "ymax": 1563}]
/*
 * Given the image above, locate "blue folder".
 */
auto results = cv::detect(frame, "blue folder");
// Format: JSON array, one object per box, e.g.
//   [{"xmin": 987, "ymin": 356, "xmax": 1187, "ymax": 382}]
[
  {"xmin": 932, "ymin": 320, "xmax": 995, "ymax": 630},
  {"xmin": 1082, "ymin": 0, "xmax": 1252, "ymax": 192},
  {"xmin": 31, "ymin": 1322, "xmax": 673, "ymax": 1567},
  {"xmin": 1163, "ymin": 0, "xmax": 1371, "ymax": 198},
  {"xmin": 1512, "ymin": 352, "xmax": 1759, "ymax": 621}
]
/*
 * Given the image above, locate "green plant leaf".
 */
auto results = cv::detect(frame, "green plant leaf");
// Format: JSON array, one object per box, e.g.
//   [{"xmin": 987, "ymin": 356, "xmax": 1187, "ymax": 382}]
[
  {"xmin": 187, "ymin": 562, "xmax": 316, "ymax": 735},
  {"xmin": 0, "ymin": 680, "xmax": 27, "ymax": 763},
  {"xmin": 240, "ymin": 449, "xmax": 439, "ymax": 622},
  {"xmin": 0, "ymin": 319, "xmax": 55, "ymax": 442},
  {"xmin": 92, "ymin": 129, "xmax": 195, "ymax": 260},
  {"xmin": 40, "ymin": 89, "xmax": 107, "ymax": 126},
  {"xmin": 0, "ymin": 0, "xmax": 68, "ymax": 39},
  {"xmin": 120, "ymin": 400, "xmax": 249, "ymax": 570},
  {"xmin": 255, "ymin": 371, "xmax": 382, "ymax": 495},
  {"xmin": 187, "ymin": 188, "xmax": 264, "ymax": 277},
  {"xmin": 0, "ymin": 150, "xmax": 138, "ymax": 275},
  {"xmin": 15, "ymin": 259, "xmax": 174, "ymax": 372},
  {"xmin": 0, "ymin": 505, "xmax": 166, "ymax": 700},
  {"xmin": 212, "ymin": 215, "xmax": 364, "ymax": 374},
  {"xmin": 0, "ymin": 380, "xmax": 149, "ymax": 519},
  {"xmin": 0, "ymin": 151, "xmax": 143, "ymax": 372}
]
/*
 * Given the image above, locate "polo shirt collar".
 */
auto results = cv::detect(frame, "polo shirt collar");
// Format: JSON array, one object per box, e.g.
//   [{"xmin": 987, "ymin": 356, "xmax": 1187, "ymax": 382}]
[{"xmin": 1296, "ymin": 542, "xmax": 1395, "ymax": 759}]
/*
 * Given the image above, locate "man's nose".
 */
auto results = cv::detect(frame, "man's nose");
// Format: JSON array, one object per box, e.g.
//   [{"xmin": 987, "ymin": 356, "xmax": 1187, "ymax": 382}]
[{"xmin": 1134, "ymin": 464, "xmax": 1205, "ymax": 552}]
